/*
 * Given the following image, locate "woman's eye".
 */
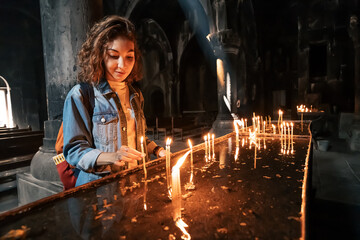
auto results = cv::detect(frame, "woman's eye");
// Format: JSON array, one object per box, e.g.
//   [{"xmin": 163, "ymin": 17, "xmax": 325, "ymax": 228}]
[
  {"xmin": 126, "ymin": 56, "xmax": 134, "ymax": 60},
  {"xmin": 110, "ymin": 55, "xmax": 119, "ymax": 59}
]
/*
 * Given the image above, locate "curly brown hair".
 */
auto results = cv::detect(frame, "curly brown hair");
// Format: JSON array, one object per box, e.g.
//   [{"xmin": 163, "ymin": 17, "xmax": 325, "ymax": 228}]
[{"xmin": 77, "ymin": 15, "xmax": 142, "ymax": 84}]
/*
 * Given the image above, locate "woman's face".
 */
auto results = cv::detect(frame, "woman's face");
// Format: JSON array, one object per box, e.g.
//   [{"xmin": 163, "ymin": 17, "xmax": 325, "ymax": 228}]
[{"xmin": 104, "ymin": 36, "xmax": 135, "ymax": 82}]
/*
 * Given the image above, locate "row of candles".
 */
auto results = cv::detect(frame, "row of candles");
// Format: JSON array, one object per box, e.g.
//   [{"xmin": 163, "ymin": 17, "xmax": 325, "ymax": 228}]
[{"xmin": 138, "ymin": 109, "xmax": 300, "ymax": 238}]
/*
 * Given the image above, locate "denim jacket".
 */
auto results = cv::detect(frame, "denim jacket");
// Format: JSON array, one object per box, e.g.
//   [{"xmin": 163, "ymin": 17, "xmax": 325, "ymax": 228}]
[{"xmin": 63, "ymin": 79, "xmax": 159, "ymax": 187}]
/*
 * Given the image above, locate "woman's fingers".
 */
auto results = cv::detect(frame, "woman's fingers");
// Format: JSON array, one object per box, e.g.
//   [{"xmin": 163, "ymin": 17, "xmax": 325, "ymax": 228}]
[
  {"xmin": 121, "ymin": 145, "xmax": 144, "ymax": 157},
  {"xmin": 116, "ymin": 145, "xmax": 145, "ymax": 162}
]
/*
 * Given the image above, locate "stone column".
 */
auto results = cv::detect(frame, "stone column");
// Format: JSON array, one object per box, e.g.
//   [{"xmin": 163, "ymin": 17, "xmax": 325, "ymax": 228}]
[
  {"xmin": 349, "ymin": 15, "xmax": 360, "ymax": 114},
  {"xmin": 348, "ymin": 15, "xmax": 360, "ymax": 152},
  {"xmin": 208, "ymin": 30, "xmax": 241, "ymax": 136},
  {"xmin": 18, "ymin": 0, "xmax": 103, "ymax": 205}
]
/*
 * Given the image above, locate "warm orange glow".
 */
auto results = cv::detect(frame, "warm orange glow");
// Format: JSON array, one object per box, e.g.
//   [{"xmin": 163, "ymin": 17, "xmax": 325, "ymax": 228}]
[
  {"xmin": 175, "ymin": 218, "xmax": 191, "ymax": 240},
  {"xmin": 140, "ymin": 136, "xmax": 147, "ymax": 179},
  {"xmin": 172, "ymin": 150, "xmax": 191, "ymax": 222},
  {"xmin": 234, "ymin": 146, "xmax": 239, "ymax": 161},
  {"xmin": 188, "ymin": 139, "xmax": 194, "ymax": 184},
  {"xmin": 216, "ymin": 59, "xmax": 225, "ymax": 88},
  {"xmin": 166, "ymin": 137, "xmax": 172, "ymax": 198},
  {"xmin": 204, "ymin": 135, "xmax": 208, "ymax": 161}
]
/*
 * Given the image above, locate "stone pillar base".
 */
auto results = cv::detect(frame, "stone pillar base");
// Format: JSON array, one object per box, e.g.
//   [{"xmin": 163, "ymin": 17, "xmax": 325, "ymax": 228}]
[
  {"xmin": 211, "ymin": 113, "xmax": 234, "ymax": 136},
  {"xmin": 30, "ymin": 147, "xmax": 60, "ymax": 182},
  {"xmin": 17, "ymin": 145, "xmax": 63, "ymax": 205},
  {"xmin": 349, "ymin": 115, "xmax": 360, "ymax": 151},
  {"xmin": 17, "ymin": 172, "xmax": 63, "ymax": 206}
]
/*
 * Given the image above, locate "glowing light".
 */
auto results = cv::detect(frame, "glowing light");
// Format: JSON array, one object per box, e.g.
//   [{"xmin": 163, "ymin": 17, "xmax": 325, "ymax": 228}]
[
  {"xmin": 140, "ymin": 136, "xmax": 147, "ymax": 179},
  {"xmin": 234, "ymin": 121, "xmax": 239, "ymax": 147},
  {"xmin": 173, "ymin": 151, "xmax": 192, "ymax": 239},
  {"xmin": 0, "ymin": 76, "xmax": 14, "ymax": 128},
  {"xmin": 204, "ymin": 135, "xmax": 208, "ymax": 162},
  {"xmin": 272, "ymin": 124, "xmax": 276, "ymax": 134},
  {"xmin": 212, "ymin": 134, "xmax": 215, "ymax": 160},
  {"xmin": 208, "ymin": 133, "xmax": 211, "ymax": 160},
  {"xmin": 172, "ymin": 150, "xmax": 191, "ymax": 221},
  {"xmin": 166, "ymin": 138, "xmax": 172, "ymax": 198},
  {"xmin": 175, "ymin": 218, "xmax": 191, "ymax": 240},
  {"xmin": 188, "ymin": 139, "xmax": 194, "ymax": 184}
]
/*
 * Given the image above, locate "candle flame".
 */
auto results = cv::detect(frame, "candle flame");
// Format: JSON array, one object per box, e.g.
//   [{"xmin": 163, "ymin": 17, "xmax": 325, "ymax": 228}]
[
  {"xmin": 141, "ymin": 136, "xmax": 144, "ymax": 144},
  {"xmin": 188, "ymin": 139, "xmax": 192, "ymax": 148},
  {"xmin": 166, "ymin": 138, "xmax": 172, "ymax": 146},
  {"xmin": 173, "ymin": 150, "xmax": 191, "ymax": 171},
  {"xmin": 175, "ymin": 218, "xmax": 191, "ymax": 240}
]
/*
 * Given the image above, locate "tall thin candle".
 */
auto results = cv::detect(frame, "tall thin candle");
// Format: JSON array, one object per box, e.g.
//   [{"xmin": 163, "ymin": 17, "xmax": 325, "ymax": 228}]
[
  {"xmin": 140, "ymin": 136, "xmax": 147, "ymax": 179},
  {"xmin": 204, "ymin": 135, "xmax": 208, "ymax": 161},
  {"xmin": 208, "ymin": 133, "xmax": 211, "ymax": 160},
  {"xmin": 188, "ymin": 139, "xmax": 193, "ymax": 184},
  {"xmin": 212, "ymin": 134, "xmax": 215, "ymax": 159},
  {"xmin": 166, "ymin": 138, "xmax": 172, "ymax": 197},
  {"xmin": 172, "ymin": 150, "xmax": 191, "ymax": 221}
]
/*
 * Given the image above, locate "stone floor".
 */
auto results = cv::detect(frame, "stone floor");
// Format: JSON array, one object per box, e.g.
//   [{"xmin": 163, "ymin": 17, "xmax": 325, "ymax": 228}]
[{"xmin": 309, "ymin": 137, "xmax": 360, "ymax": 239}]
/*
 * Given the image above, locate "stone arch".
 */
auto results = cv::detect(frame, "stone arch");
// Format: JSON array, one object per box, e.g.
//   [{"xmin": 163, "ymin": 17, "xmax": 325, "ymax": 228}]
[
  {"xmin": 137, "ymin": 18, "xmax": 174, "ymax": 117},
  {"xmin": 179, "ymin": 37, "xmax": 217, "ymax": 113},
  {"xmin": 144, "ymin": 85, "xmax": 165, "ymax": 119}
]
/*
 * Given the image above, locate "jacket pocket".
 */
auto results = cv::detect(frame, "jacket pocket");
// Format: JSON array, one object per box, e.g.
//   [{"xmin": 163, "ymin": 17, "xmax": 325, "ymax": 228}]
[{"xmin": 92, "ymin": 113, "xmax": 118, "ymax": 152}]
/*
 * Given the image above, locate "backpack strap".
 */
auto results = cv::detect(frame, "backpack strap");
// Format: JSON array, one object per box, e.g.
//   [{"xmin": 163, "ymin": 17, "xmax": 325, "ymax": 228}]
[{"xmin": 79, "ymin": 82, "xmax": 95, "ymax": 117}]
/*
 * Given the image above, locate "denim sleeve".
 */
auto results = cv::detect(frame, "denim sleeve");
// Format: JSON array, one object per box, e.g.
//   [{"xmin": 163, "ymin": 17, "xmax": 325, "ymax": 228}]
[{"xmin": 63, "ymin": 85, "xmax": 102, "ymax": 172}]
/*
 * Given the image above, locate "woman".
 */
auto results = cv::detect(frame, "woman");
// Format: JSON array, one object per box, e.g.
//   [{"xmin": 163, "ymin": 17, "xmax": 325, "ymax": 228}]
[{"xmin": 63, "ymin": 15, "xmax": 165, "ymax": 187}]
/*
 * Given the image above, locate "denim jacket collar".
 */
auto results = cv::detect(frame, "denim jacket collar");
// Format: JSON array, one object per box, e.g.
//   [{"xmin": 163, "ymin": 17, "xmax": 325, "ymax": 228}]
[{"xmin": 96, "ymin": 78, "xmax": 139, "ymax": 100}]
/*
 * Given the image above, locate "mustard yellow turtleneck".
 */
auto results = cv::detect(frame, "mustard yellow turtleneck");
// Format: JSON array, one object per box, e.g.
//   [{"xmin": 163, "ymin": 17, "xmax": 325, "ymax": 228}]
[{"xmin": 107, "ymin": 79, "xmax": 137, "ymax": 168}]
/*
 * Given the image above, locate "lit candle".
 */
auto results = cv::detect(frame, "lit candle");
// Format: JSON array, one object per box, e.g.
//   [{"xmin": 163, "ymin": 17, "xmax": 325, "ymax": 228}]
[
  {"xmin": 204, "ymin": 135, "xmax": 208, "ymax": 161},
  {"xmin": 188, "ymin": 139, "xmax": 193, "ymax": 184},
  {"xmin": 212, "ymin": 134, "xmax": 215, "ymax": 160},
  {"xmin": 272, "ymin": 124, "xmax": 276, "ymax": 135},
  {"xmin": 208, "ymin": 133, "xmax": 211, "ymax": 160},
  {"xmin": 172, "ymin": 150, "xmax": 191, "ymax": 221},
  {"xmin": 287, "ymin": 123, "xmax": 291, "ymax": 153},
  {"xmin": 234, "ymin": 121, "xmax": 239, "ymax": 147},
  {"xmin": 278, "ymin": 110, "xmax": 281, "ymax": 127},
  {"xmin": 166, "ymin": 138, "xmax": 172, "ymax": 197},
  {"xmin": 291, "ymin": 122, "xmax": 294, "ymax": 138},
  {"xmin": 140, "ymin": 136, "xmax": 147, "ymax": 179},
  {"xmin": 269, "ymin": 116, "xmax": 271, "ymax": 125},
  {"xmin": 245, "ymin": 119, "xmax": 247, "ymax": 129},
  {"xmin": 263, "ymin": 121, "xmax": 266, "ymax": 134}
]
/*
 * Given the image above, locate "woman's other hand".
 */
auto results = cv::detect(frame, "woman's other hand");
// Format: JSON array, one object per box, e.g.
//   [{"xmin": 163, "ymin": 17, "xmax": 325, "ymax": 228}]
[
  {"xmin": 114, "ymin": 145, "xmax": 145, "ymax": 166},
  {"xmin": 158, "ymin": 149, "xmax": 166, "ymax": 158},
  {"xmin": 96, "ymin": 145, "xmax": 145, "ymax": 167}
]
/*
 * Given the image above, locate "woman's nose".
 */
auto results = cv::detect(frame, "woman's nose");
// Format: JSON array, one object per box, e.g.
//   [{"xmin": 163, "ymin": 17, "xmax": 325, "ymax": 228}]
[{"xmin": 117, "ymin": 56, "xmax": 124, "ymax": 68}]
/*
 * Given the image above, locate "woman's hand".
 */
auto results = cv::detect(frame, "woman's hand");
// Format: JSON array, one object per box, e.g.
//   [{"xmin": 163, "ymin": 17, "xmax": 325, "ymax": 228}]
[
  {"xmin": 96, "ymin": 145, "xmax": 145, "ymax": 166},
  {"xmin": 114, "ymin": 145, "xmax": 145, "ymax": 166},
  {"xmin": 158, "ymin": 149, "xmax": 166, "ymax": 158}
]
